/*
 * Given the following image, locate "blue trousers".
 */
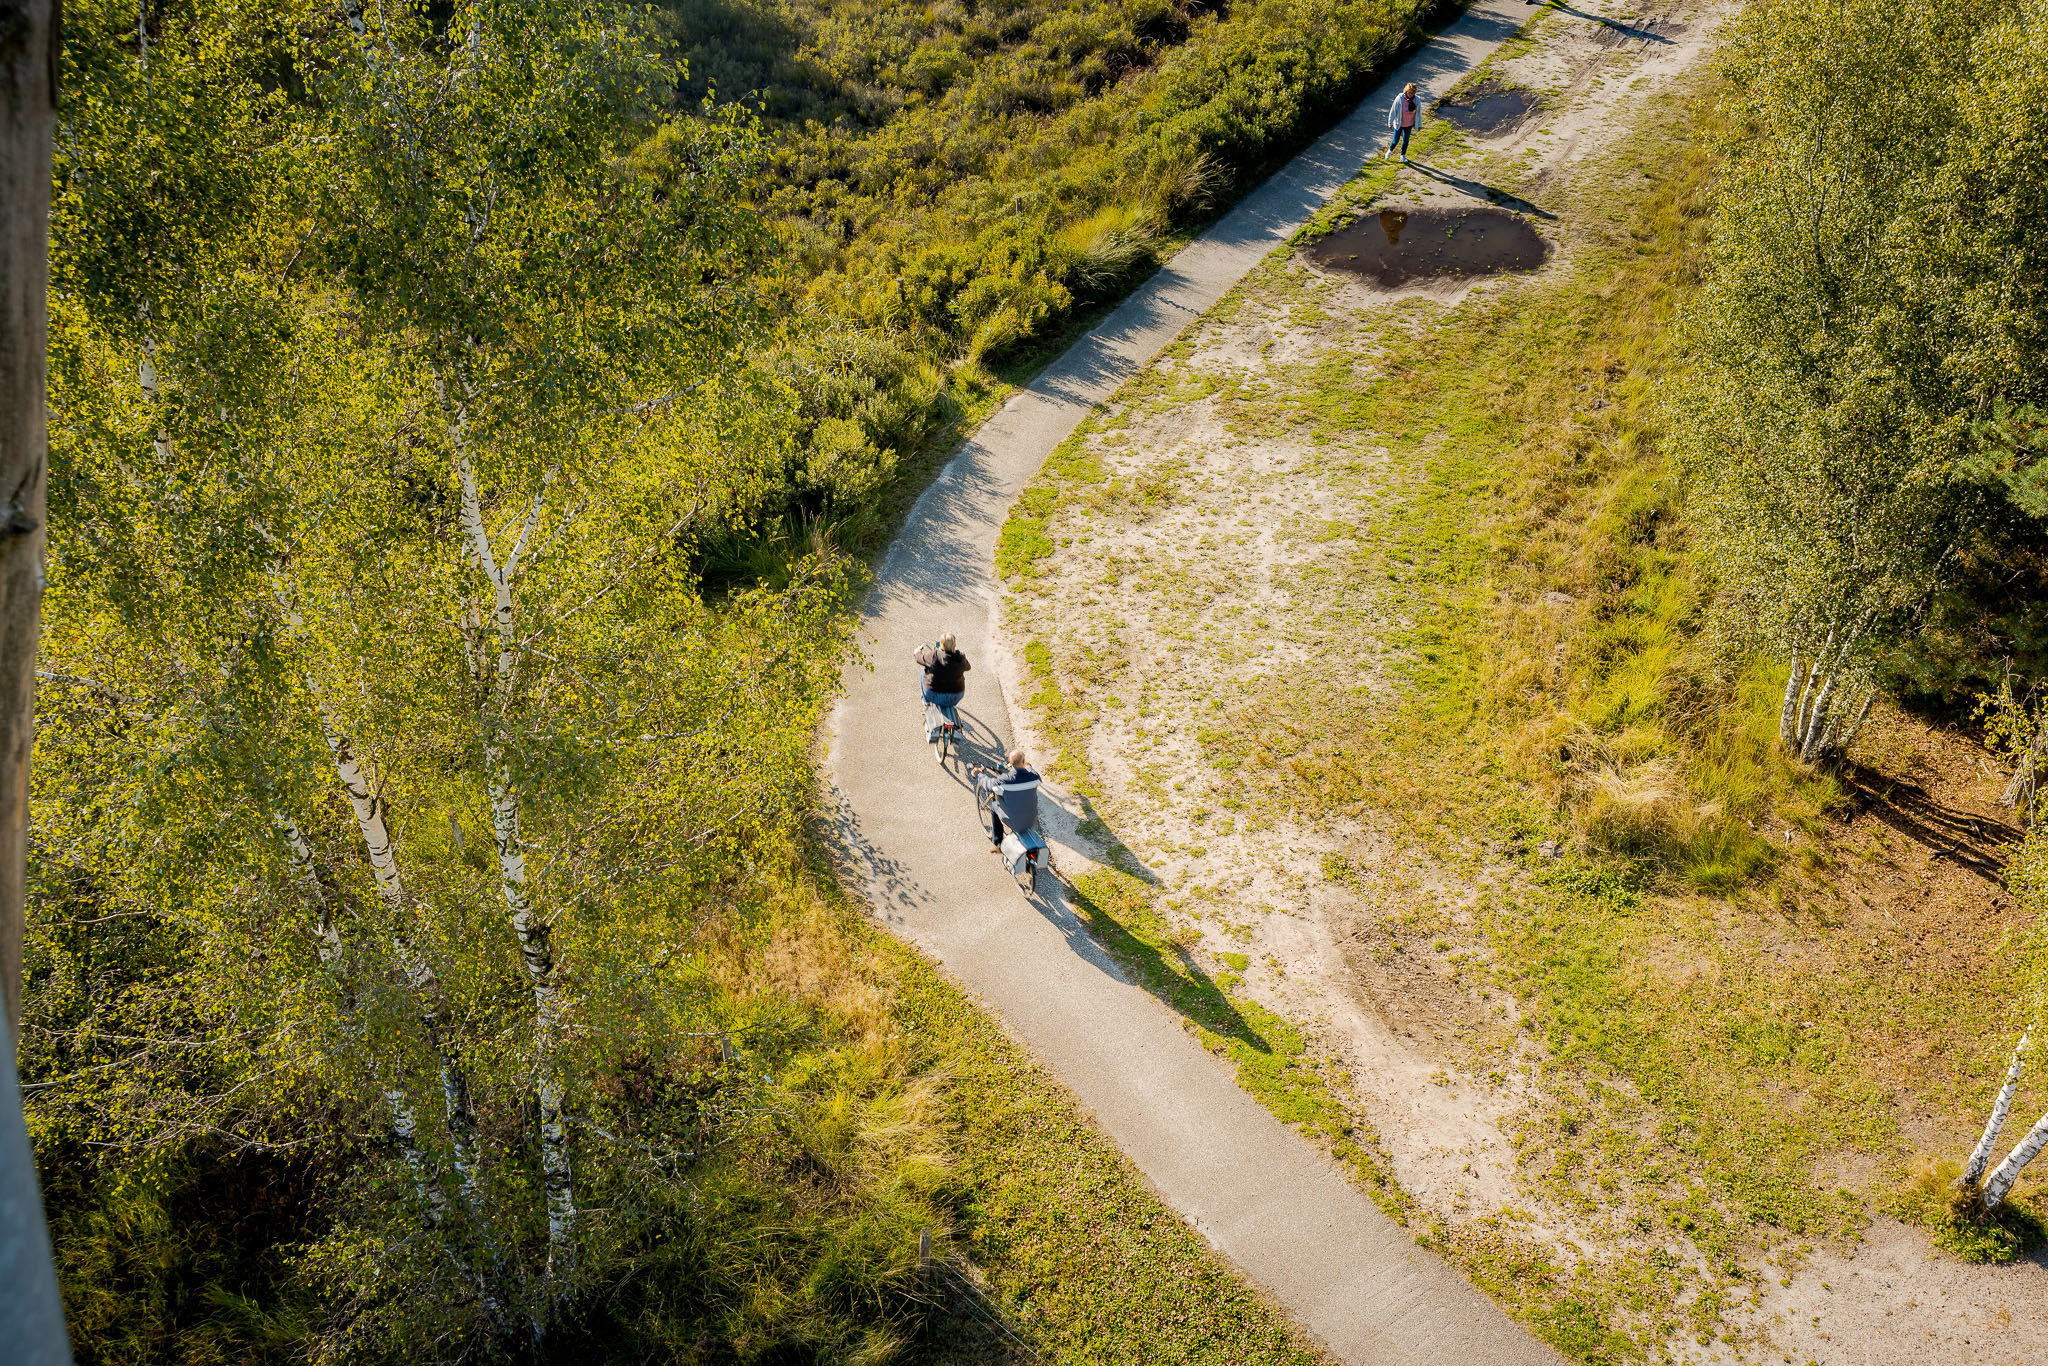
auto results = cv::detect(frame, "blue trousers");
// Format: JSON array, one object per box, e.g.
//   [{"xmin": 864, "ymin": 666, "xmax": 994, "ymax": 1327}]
[{"xmin": 1388, "ymin": 124, "xmax": 1413, "ymax": 157}]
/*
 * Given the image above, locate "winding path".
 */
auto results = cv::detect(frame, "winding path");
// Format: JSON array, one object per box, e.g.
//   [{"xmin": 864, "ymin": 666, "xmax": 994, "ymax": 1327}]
[{"xmin": 825, "ymin": 2, "xmax": 1562, "ymax": 1360}]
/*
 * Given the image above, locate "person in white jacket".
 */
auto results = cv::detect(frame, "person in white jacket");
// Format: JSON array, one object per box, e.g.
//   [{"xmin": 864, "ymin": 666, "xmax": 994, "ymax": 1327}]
[{"xmin": 1385, "ymin": 81, "xmax": 1421, "ymax": 161}]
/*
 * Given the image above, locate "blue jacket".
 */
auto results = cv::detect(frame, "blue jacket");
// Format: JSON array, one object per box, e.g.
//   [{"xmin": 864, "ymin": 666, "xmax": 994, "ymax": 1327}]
[
  {"xmin": 978, "ymin": 765, "xmax": 1041, "ymax": 834},
  {"xmin": 1387, "ymin": 90, "xmax": 1421, "ymax": 128}
]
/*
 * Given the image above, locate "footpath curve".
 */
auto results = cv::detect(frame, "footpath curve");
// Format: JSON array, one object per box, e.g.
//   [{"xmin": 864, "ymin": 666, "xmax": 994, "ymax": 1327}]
[{"xmin": 825, "ymin": 3, "xmax": 1561, "ymax": 1360}]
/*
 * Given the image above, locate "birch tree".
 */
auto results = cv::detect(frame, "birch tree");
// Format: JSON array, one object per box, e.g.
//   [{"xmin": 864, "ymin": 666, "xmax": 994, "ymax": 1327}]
[
  {"xmin": 1950, "ymin": 825, "xmax": 2048, "ymax": 1212},
  {"xmin": 304, "ymin": 0, "xmax": 771, "ymax": 1312},
  {"xmin": 36, "ymin": 0, "xmax": 859, "ymax": 1352},
  {"xmin": 1680, "ymin": 0, "xmax": 2048, "ymax": 743}
]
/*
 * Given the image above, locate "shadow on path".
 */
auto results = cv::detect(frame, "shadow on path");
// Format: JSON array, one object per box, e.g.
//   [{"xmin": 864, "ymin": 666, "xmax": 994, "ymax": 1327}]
[{"xmin": 1051, "ymin": 849, "xmax": 1272, "ymax": 1055}]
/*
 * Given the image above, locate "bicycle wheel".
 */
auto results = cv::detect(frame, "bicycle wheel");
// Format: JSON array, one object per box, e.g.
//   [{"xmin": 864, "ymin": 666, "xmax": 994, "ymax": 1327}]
[{"xmin": 935, "ymin": 725, "xmax": 949, "ymax": 765}]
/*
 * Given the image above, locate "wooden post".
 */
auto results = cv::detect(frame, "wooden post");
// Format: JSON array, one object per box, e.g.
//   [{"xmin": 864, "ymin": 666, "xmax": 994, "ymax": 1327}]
[
  {"xmin": 0, "ymin": 4, "xmax": 72, "ymax": 1363},
  {"xmin": 0, "ymin": 0, "xmax": 53, "ymax": 1041}
]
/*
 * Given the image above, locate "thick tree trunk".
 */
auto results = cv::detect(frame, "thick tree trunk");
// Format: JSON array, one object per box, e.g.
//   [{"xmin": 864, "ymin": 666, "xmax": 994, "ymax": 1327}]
[
  {"xmin": 0, "ymin": 0, "xmax": 55, "ymax": 1045},
  {"xmin": 1963, "ymin": 1032, "xmax": 2029, "ymax": 1190},
  {"xmin": 0, "ymin": 6, "xmax": 70, "ymax": 1362}
]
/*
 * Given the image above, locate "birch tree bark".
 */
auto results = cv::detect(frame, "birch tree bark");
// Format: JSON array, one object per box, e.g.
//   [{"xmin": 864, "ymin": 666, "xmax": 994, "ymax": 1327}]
[
  {"xmin": 1982, "ymin": 1110, "xmax": 2048, "ymax": 1210},
  {"xmin": 1963, "ymin": 1031, "xmax": 2028, "ymax": 1190},
  {"xmin": 1778, "ymin": 652, "xmax": 1805, "ymax": 749},
  {"xmin": 323, "ymin": 727, "xmax": 487, "ymax": 1217},
  {"xmin": 454, "ymin": 441, "xmax": 576, "ymax": 1284},
  {"xmin": 277, "ymin": 811, "xmax": 448, "ymax": 1224}
]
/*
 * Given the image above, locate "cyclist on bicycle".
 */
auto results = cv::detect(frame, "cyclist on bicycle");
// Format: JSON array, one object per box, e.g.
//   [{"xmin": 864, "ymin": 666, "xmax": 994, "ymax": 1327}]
[
  {"xmin": 914, "ymin": 633, "xmax": 970, "ymax": 742},
  {"xmin": 972, "ymin": 749, "xmax": 1041, "ymax": 851}
]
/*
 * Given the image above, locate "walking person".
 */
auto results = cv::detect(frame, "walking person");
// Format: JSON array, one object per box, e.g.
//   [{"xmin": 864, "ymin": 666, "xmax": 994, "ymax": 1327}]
[{"xmin": 1385, "ymin": 81, "xmax": 1421, "ymax": 161}]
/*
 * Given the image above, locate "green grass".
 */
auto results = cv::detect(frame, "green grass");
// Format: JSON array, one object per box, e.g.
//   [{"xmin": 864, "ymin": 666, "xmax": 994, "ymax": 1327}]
[
  {"xmin": 869, "ymin": 914, "xmax": 1331, "ymax": 1364},
  {"xmin": 992, "ymin": 60, "xmax": 2048, "ymax": 1359},
  {"xmin": 1009, "ymin": 630, "xmax": 1414, "ymax": 1222}
]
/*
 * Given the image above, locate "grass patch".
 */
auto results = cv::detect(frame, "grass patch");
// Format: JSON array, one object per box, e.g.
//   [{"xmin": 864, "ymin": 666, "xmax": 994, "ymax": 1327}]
[
  {"xmin": 867, "ymin": 899, "xmax": 1331, "ymax": 1363},
  {"xmin": 1004, "ymin": 56, "xmax": 2036, "ymax": 1358},
  {"xmin": 1065, "ymin": 868, "xmax": 1411, "ymax": 1220},
  {"xmin": 1892, "ymin": 1158, "xmax": 2048, "ymax": 1266}
]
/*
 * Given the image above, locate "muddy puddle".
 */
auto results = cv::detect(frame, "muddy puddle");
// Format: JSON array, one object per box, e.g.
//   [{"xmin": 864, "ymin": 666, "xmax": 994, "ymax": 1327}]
[
  {"xmin": 1435, "ymin": 82, "xmax": 1537, "ymax": 136},
  {"xmin": 1304, "ymin": 207, "xmax": 1549, "ymax": 289}
]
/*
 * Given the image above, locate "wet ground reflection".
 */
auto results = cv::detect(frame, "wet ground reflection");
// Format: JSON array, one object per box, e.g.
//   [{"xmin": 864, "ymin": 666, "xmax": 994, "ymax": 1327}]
[
  {"xmin": 1436, "ymin": 81, "xmax": 1538, "ymax": 136},
  {"xmin": 1304, "ymin": 206, "xmax": 1549, "ymax": 288}
]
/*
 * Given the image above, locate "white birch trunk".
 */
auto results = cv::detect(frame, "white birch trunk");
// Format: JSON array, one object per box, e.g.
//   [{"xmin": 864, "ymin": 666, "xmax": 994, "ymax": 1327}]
[
  {"xmin": 487, "ymin": 754, "xmax": 574, "ymax": 1280},
  {"xmin": 277, "ymin": 810, "xmax": 448, "ymax": 1224},
  {"xmin": 1816, "ymin": 683, "xmax": 1869, "ymax": 763},
  {"xmin": 1964, "ymin": 1032, "xmax": 2029, "ymax": 1189},
  {"xmin": 1983, "ymin": 1110, "xmax": 2048, "ymax": 1211},
  {"xmin": 1837, "ymin": 689, "xmax": 1876, "ymax": 755},
  {"xmin": 138, "ymin": 347, "xmax": 173, "ymax": 466},
  {"xmin": 1800, "ymin": 664, "xmax": 1842, "ymax": 763},
  {"xmin": 453, "ymin": 435, "xmax": 576, "ymax": 1284},
  {"xmin": 1778, "ymin": 653, "xmax": 1804, "ymax": 750},
  {"xmin": 1791, "ymin": 632, "xmax": 1830, "ymax": 749},
  {"xmin": 324, "ymin": 727, "xmax": 486, "ymax": 1217}
]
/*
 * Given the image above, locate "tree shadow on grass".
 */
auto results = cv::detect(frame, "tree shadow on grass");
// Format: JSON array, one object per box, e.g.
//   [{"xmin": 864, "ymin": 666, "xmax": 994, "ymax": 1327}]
[{"xmin": 1535, "ymin": 2, "xmax": 1678, "ymax": 46}]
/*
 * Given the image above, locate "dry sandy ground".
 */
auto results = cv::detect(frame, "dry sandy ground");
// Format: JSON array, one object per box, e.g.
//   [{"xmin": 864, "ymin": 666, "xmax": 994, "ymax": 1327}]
[{"xmin": 991, "ymin": 2, "xmax": 2048, "ymax": 1362}]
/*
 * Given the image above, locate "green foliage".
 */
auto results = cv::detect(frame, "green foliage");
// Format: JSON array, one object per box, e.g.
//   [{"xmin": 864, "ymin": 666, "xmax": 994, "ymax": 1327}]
[
  {"xmin": 1677, "ymin": 0, "xmax": 2048, "ymax": 706},
  {"xmin": 660, "ymin": 0, "xmax": 1441, "ymax": 552},
  {"xmin": 31, "ymin": 0, "xmax": 1441, "ymax": 1358}
]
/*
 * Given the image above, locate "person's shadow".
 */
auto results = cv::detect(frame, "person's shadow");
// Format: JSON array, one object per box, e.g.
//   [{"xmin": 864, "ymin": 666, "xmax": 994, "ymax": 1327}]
[
  {"xmin": 924, "ymin": 702, "xmax": 1273, "ymax": 1054},
  {"xmin": 1406, "ymin": 161, "xmax": 1559, "ymax": 220},
  {"xmin": 1537, "ymin": 1, "xmax": 1677, "ymax": 44}
]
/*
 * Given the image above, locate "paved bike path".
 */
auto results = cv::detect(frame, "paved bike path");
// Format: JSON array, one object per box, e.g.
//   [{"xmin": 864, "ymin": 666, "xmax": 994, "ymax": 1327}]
[{"xmin": 826, "ymin": 2, "xmax": 1562, "ymax": 1360}]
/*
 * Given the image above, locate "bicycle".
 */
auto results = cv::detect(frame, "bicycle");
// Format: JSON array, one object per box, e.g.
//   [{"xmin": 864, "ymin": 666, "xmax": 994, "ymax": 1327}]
[
  {"xmin": 971, "ymin": 765, "xmax": 1051, "ymax": 893},
  {"xmin": 924, "ymin": 698, "xmax": 962, "ymax": 766}
]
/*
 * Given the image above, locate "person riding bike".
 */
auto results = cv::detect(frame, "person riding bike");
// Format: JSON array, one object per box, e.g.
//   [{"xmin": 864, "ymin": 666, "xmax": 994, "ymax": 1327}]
[
  {"xmin": 913, "ymin": 633, "xmax": 970, "ymax": 742},
  {"xmin": 972, "ymin": 749, "xmax": 1041, "ymax": 852}
]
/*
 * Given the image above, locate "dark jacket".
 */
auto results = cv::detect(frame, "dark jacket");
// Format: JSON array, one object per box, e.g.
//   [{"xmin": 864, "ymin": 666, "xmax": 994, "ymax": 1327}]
[
  {"xmin": 915, "ymin": 644, "xmax": 971, "ymax": 694},
  {"xmin": 977, "ymin": 765, "xmax": 1041, "ymax": 834}
]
